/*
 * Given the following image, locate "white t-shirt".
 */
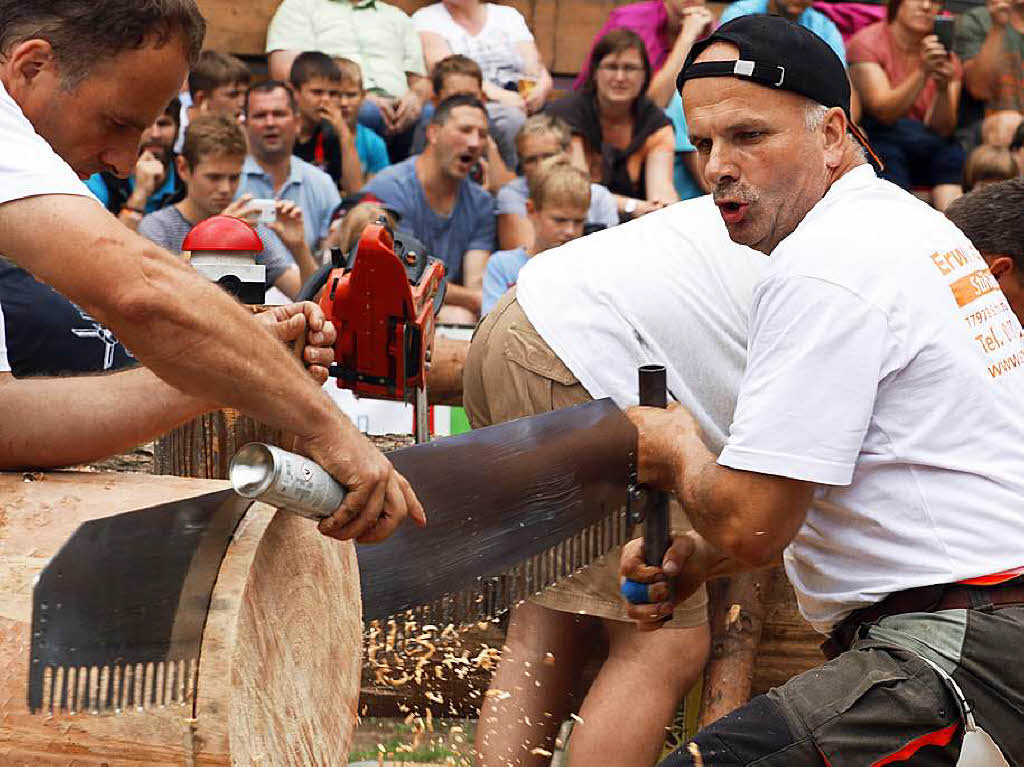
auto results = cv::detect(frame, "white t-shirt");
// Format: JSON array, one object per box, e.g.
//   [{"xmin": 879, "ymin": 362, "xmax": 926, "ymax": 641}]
[
  {"xmin": 0, "ymin": 81, "xmax": 92, "ymax": 205},
  {"xmin": 720, "ymin": 165, "xmax": 1024, "ymax": 632},
  {"xmin": 516, "ymin": 195, "xmax": 767, "ymax": 455},
  {"xmin": 0, "ymin": 79, "xmax": 93, "ymax": 374},
  {"xmin": 412, "ymin": 3, "xmax": 534, "ymax": 87}
]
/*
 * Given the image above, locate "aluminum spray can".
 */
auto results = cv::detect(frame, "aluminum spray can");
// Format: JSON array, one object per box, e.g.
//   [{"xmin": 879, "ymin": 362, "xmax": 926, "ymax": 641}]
[{"xmin": 229, "ymin": 443, "xmax": 345, "ymax": 521}]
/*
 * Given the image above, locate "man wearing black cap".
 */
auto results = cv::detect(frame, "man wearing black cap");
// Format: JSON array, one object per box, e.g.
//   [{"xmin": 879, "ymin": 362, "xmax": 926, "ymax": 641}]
[{"xmin": 621, "ymin": 14, "xmax": 1024, "ymax": 765}]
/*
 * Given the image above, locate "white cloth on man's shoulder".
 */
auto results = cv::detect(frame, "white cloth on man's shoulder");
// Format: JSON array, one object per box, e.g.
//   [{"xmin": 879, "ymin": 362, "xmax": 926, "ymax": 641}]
[
  {"xmin": 516, "ymin": 194, "xmax": 767, "ymax": 455},
  {"xmin": 0, "ymin": 80, "xmax": 93, "ymax": 205},
  {"xmin": 720, "ymin": 165, "xmax": 1024, "ymax": 632}
]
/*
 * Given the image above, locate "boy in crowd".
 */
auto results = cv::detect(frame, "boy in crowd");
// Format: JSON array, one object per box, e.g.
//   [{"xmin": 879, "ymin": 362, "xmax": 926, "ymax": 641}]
[
  {"xmin": 413, "ymin": 55, "xmax": 516, "ymax": 190},
  {"xmin": 363, "ymin": 94, "xmax": 495, "ymax": 323},
  {"xmin": 483, "ymin": 159, "xmax": 590, "ymax": 315},
  {"xmin": 138, "ymin": 112, "xmax": 317, "ymax": 300},
  {"xmin": 85, "ymin": 97, "xmax": 186, "ymax": 232},
  {"xmin": 497, "ymin": 114, "xmax": 619, "ymax": 252},
  {"xmin": 335, "ymin": 58, "xmax": 391, "ymax": 182},
  {"xmin": 175, "ymin": 50, "xmax": 252, "ymax": 153},
  {"xmin": 290, "ymin": 52, "xmax": 364, "ymax": 193},
  {"xmin": 188, "ymin": 50, "xmax": 250, "ymax": 123}
]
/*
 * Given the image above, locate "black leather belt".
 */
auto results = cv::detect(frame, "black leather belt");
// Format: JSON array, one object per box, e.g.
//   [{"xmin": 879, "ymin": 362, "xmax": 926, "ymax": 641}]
[{"xmin": 821, "ymin": 576, "xmax": 1024, "ymax": 660}]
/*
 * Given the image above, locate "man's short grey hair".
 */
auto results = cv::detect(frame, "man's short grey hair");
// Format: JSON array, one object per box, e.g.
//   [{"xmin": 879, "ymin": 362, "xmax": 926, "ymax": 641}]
[
  {"xmin": 804, "ymin": 98, "xmax": 867, "ymax": 161},
  {"xmin": 0, "ymin": 0, "xmax": 206, "ymax": 89},
  {"xmin": 804, "ymin": 101, "xmax": 828, "ymax": 132}
]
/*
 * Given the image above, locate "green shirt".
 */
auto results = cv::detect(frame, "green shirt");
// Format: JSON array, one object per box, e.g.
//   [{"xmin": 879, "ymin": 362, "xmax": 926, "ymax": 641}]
[
  {"xmin": 955, "ymin": 6, "xmax": 1024, "ymax": 111},
  {"xmin": 266, "ymin": 0, "xmax": 426, "ymax": 98}
]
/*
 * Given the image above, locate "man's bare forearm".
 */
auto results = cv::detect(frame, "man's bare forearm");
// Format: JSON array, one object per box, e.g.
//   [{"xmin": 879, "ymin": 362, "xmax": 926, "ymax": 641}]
[
  {"xmin": 0, "ymin": 195, "xmax": 349, "ymax": 442},
  {"xmin": 669, "ymin": 430, "xmax": 811, "ymax": 566},
  {"xmin": 0, "ymin": 368, "xmax": 212, "ymax": 469}
]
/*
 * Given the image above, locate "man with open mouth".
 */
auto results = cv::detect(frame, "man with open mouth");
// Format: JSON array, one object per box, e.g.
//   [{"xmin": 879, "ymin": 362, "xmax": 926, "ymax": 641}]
[{"xmin": 622, "ymin": 14, "xmax": 1024, "ymax": 765}]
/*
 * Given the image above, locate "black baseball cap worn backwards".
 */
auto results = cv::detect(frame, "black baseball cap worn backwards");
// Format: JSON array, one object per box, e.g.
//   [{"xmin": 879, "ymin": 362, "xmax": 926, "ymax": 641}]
[{"xmin": 677, "ymin": 15, "xmax": 879, "ymax": 165}]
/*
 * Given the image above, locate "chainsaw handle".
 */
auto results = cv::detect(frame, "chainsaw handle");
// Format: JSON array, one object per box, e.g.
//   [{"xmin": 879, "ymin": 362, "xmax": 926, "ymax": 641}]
[{"xmin": 296, "ymin": 262, "xmax": 334, "ymax": 303}]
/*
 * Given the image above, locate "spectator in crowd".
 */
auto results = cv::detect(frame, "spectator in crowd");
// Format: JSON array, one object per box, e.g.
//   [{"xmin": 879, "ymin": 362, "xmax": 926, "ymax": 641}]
[
  {"xmin": 496, "ymin": 115, "xmax": 619, "ymax": 252},
  {"xmin": 572, "ymin": 0, "xmax": 713, "ymax": 200},
  {"xmin": 237, "ymin": 81, "xmax": 341, "ymax": 253},
  {"xmin": 289, "ymin": 52, "xmax": 364, "ymax": 193},
  {"xmin": 848, "ymin": 0, "xmax": 965, "ymax": 210},
  {"xmin": 187, "ymin": 50, "xmax": 250, "ymax": 122},
  {"xmin": 363, "ymin": 95, "xmax": 495, "ymax": 323},
  {"xmin": 483, "ymin": 159, "xmax": 590, "ymax": 315},
  {"xmin": 981, "ymin": 106, "xmax": 1024, "ymax": 145},
  {"xmin": 720, "ymin": 0, "xmax": 847, "ymax": 63},
  {"xmin": 548, "ymin": 30, "xmax": 679, "ymax": 217},
  {"xmin": 413, "ymin": 0, "xmax": 554, "ymax": 169},
  {"xmin": 334, "ymin": 58, "xmax": 391, "ymax": 181},
  {"xmin": 176, "ymin": 50, "xmax": 251, "ymax": 153},
  {"xmin": 1012, "ymin": 119, "xmax": 1024, "ymax": 167},
  {"xmin": 962, "ymin": 142, "xmax": 1020, "ymax": 189},
  {"xmin": 326, "ymin": 201, "xmax": 399, "ymax": 253},
  {"xmin": 265, "ymin": 0, "xmax": 430, "ymax": 162},
  {"xmin": 946, "ymin": 177, "xmax": 1024, "ymax": 323},
  {"xmin": 955, "ymin": 0, "xmax": 1024, "ymax": 135},
  {"xmin": 138, "ymin": 113, "xmax": 316, "ymax": 300},
  {"xmin": 412, "ymin": 55, "xmax": 515, "ymax": 191},
  {"xmin": 85, "ymin": 97, "xmax": 185, "ymax": 231}
]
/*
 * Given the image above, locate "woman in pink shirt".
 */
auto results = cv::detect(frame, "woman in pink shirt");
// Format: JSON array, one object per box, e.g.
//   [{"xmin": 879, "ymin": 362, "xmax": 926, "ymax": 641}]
[{"xmin": 848, "ymin": 0, "xmax": 965, "ymax": 209}]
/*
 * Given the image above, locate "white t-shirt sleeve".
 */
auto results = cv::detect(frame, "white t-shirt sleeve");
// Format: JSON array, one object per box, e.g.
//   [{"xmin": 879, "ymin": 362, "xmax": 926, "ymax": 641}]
[
  {"xmin": 0, "ymin": 83, "xmax": 91, "ymax": 205},
  {"xmin": 719, "ymin": 274, "xmax": 894, "ymax": 485}
]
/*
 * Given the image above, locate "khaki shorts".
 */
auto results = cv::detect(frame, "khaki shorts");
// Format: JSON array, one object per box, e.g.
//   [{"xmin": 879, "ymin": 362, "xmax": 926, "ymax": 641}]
[{"xmin": 463, "ymin": 290, "xmax": 707, "ymax": 628}]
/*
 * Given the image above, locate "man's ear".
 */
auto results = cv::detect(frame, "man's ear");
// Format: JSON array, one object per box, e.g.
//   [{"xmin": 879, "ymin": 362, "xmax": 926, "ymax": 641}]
[
  {"xmin": 822, "ymin": 106, "xmax": 848, "ymax": 166},
  {"xmin": 425, "ymin": 121, "xmax": 439, "ymax": 147},
  {"xmin": 4, "ymin": 39, "xmax": 59, "ymax": 92},
  {"xmin": 175, "ymin": 154, "xmax": 191, "ymax": 183},
  {"xmin": 988, "ymin": 255, "xmax": 1016, "ymax": 279},
  {"xmin": 525, "ymin": 198, "xmax": 537, "ymax": 216}
]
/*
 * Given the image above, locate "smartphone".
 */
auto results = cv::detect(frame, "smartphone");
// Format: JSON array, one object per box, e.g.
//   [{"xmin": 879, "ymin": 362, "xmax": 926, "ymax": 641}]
[{"xmin": 934, "ymin": 16, "xmax": 955, "ymax": 53}]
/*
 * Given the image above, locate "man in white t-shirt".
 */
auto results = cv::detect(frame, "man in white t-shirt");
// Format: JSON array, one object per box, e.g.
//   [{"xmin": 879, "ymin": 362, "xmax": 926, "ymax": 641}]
[
  {"xmin": 464, "ymin": 195, "xmax": 766, "ymax": 766},
  {"xmin": 0, "ymin": 0, "xmax": 423, "ymax": 542},
  {"xmin": 622, "ymin": 15, "xmax": 1024, "ymax": 765}
]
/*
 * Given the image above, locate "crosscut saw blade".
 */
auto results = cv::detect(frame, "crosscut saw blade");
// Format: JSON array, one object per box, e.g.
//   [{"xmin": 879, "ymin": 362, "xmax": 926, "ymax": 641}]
[
  {"xmin": 358, "ymin": 398, "xmax": 637, "ymax": 625},
  {"xmin": 28, "ymin": 489, "xmax": 253, "ymax": 714}
]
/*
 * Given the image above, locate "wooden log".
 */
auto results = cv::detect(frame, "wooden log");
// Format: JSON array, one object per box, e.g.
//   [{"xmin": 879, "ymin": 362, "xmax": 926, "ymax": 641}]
[
  {"xmin": 153, "ymin": 409, "xmax": 282, "ymax": 480},
  {"xmin": 697, "ymin": 570, "xmax": 768, "ymax": 728},
  {"xmin": 0, "ymin": 471, "xmax": 361, "ymax": 765},
  {"xmin": 750, "ymin": 567, "xmax": 822, "ymax": 697}
]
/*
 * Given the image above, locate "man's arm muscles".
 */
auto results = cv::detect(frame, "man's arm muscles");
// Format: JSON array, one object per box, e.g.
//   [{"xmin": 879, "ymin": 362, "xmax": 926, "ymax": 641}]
[
  {"xmin": 0, "ymin": 195, "xmax": 341, "ymax": 442},
  {"xmin": 0, "ymin": 368, "xmax": 211, "ymax": 469},
  {"xmin": 629, "ymin": 404, "xmax": 813, "ymax": 567},
  {"xmin": 672, "ymin": 432, "xmax": 813, "ymax": 566}
]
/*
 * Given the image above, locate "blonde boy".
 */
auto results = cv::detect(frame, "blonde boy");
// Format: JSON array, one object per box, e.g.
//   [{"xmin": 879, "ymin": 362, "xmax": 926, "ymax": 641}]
[
  {"xmin": 334, "ymin": 58, "xmax": 391, "ymax": 179},
  {"xmin": 482, "ymin": 158, "xmax": 590, "ymax": 314}
]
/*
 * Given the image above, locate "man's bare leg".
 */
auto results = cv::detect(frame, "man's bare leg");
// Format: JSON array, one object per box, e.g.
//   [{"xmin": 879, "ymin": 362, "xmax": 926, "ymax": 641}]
[
  {"xmin": 567, "ymin": 619, "xmax": 710, "ymax": 767},
  {"xmin": 475, "ymin": 601, "xmax": 596, "ymax": 766}
]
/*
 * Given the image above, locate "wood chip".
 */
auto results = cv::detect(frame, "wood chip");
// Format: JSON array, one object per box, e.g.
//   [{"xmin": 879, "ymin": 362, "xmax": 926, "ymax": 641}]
[
  {"xmin": 687, "ymin": 742, "xmax": 704, "ymax": 767},
  {"xmin": 529, "ymin": 747, "xmax": 553, "ymax": 757}
]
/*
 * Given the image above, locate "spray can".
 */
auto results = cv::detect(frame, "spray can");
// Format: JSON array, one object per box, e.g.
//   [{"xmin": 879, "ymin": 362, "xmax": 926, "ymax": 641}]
[{"xmin": 229, "ymin": 443, "xmax": 345, "ymax": 521}]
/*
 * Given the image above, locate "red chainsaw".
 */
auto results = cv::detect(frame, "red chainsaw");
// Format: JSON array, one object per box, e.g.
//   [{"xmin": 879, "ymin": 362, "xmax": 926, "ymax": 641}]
[{"xmin": 297, "ymin": 219, "xmax": 446, "ymax": 442}]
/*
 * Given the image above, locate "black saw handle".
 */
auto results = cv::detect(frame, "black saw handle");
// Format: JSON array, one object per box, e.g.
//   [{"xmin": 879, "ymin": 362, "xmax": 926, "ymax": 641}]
[{"xmin": 639, "ymin": 365, "xmax": 671, "ymax": 568}]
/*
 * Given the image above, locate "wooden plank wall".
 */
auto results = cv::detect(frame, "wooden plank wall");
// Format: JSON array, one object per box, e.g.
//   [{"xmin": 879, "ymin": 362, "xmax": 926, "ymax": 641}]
[{"xmin": 196, "ymin": 0, "xmax": 719, "ymax": 78}]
